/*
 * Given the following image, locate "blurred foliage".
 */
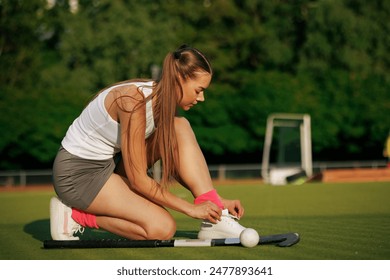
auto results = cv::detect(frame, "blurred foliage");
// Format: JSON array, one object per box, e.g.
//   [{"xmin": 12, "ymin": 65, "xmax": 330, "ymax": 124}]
[{"xmin": 0, "ymin": 0, "xmax": 389, "ymax": 169}]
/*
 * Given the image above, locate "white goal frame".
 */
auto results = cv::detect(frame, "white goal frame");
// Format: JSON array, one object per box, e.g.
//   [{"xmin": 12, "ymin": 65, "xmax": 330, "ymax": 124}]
[{"xmin": 261, "ymin": 113, "xmax": 312, "ymax": 185}]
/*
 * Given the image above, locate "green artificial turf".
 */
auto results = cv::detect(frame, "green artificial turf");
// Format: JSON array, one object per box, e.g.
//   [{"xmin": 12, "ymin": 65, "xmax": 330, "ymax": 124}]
[{"xmin": 0, "ymin": 182, "xmax": 389, "ymax": 260}]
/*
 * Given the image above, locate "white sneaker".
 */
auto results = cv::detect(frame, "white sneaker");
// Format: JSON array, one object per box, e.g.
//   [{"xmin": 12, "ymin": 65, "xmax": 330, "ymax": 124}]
[
  {"xmin": 198, "ymin": 209, "xmax": 246, "ymax": 239},
  {"xmin": 50, "ymin": 197, "xmax": 84, "ymax": 240}
]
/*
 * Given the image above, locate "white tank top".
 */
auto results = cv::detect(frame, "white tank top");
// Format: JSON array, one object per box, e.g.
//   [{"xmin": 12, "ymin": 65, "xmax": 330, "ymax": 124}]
[{"xmin": 61, "ymin": 81, "xmax": 155, "ymax": 160}]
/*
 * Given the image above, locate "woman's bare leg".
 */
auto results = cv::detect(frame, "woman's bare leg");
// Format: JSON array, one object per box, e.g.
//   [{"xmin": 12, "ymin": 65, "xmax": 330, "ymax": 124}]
[
  {"xmin": 174, "ymin": 117, "xmax": 215, "ymax": 197},
  {"xmin": 173, "ymin": 117, "xmax": 246, "ymax": 239},
  {"xmin": 86, "ymin": 173, "xmax": 176, "ymax": 240}
]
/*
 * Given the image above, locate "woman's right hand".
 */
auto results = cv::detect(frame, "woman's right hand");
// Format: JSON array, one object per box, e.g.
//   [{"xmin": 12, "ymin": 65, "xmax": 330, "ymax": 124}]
[{"xmin": 188, "ymin": 201, "xmax": 222, "ymax": 223}]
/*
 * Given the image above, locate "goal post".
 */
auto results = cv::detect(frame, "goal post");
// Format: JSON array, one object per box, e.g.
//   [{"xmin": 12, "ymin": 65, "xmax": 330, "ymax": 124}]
[{"xmin": 261, "ymin": 113, "xmax": 312, "ymax": 185}]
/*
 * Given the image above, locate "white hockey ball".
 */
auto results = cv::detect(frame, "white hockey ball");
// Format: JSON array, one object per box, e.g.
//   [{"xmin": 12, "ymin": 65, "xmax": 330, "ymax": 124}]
[{"xmin": 240, "ymin": 228, "xmax": 260, "ymax": 248}]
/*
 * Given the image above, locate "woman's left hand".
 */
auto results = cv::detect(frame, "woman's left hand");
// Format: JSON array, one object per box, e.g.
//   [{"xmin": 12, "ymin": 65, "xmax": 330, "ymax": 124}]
[{"xmin": 220, "ymin": 198, "xmax": 245, "ymax": 218}]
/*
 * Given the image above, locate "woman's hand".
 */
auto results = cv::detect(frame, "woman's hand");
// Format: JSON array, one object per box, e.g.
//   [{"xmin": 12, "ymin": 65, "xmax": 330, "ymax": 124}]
[
  {"xmin": 220, "ymin": 198, "xmax": 245, "ymax": 218},
  {"xmin": 188, "ymin": 201, "xmax": 222, "ymax": 223}
]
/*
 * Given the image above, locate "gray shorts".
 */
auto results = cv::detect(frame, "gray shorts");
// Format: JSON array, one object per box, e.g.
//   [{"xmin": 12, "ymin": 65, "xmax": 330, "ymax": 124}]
[{"xmin": 52, "ymin": 146, "xmax": 118, "ymax": 210}]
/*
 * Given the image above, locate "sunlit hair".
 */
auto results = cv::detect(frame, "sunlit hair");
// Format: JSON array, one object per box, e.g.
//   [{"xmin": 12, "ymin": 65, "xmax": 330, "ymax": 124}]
[
  {"xmin": 148, "ymin": 45, "xmax": 212, "ymax": 188},
  {"xmin": 102, "ymin": 45, "xmax": 212, "ymax": 190}
]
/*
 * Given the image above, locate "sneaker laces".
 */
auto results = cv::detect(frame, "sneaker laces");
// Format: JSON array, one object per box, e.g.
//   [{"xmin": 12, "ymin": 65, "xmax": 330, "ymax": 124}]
[
  {"xmin": 225, "ymin": 212, "xmax": 240, "ymax": 221},
  {"xmin": 71, "ymin": 224, "xmax": 85, "ymax": 236},
  {"xmin": 202, "ymin": 210, "xmax": 240, "ymax": 226},
  {"xmin": 220, "ymin": 208, "xmax": 240, "ymax": 222}
]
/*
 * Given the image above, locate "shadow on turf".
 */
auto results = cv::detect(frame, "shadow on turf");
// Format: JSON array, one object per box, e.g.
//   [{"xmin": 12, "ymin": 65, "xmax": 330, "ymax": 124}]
[
  {"xmin": 24, "ymin": 219, "xmax": 199, "ymax": 242},
  {"xmin": 24, "ymin": 219, "xmax": 51, "ymax": 242}
]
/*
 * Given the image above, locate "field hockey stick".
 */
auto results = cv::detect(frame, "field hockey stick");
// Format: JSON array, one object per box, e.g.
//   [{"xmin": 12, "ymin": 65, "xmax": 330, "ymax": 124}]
[{"xmin": 43, "ymin": 232, "xmax": 299, "ymax": 249}]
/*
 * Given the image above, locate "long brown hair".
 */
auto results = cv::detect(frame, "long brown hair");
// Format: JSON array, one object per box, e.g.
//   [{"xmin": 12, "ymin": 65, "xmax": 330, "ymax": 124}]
[
  {"xmin": 108, "ymin": 45, "xmax": 212, "ymax": 189},
  {"xmin": 147, "ymin": 45, "xmax": 212, "ymax": 188}
]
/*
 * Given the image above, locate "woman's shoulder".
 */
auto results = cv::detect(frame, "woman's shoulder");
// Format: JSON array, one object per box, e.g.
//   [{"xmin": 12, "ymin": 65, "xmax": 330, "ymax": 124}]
[
  {"xmin": 107, "ymin": 84, "xmax": 150, "ymax": 114},
  {"xmin": 108, "ymin": 84, "xmax": 142, "ymax": 104},
  {"xmin": 110, "ymin": 80, "xmax": 153, "ymax": 99}
]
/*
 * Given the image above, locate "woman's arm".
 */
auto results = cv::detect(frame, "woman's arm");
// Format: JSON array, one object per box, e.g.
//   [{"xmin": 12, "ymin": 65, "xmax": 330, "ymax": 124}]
[{"xmin": 115, "ymin": 86, "xmax": 221, "ymax": 223}]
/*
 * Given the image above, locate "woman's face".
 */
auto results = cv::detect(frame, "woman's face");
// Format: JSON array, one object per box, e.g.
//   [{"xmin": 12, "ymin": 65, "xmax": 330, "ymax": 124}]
[{"xmin": 178, "ymin": 72, "xmax": 212, "ymax": 111}]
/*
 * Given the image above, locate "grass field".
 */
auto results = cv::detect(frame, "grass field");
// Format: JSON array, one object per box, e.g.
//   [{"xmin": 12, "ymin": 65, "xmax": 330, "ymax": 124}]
[{"xmin": 0, "ymin": 181, "xmax": 389, "ymax": 260}]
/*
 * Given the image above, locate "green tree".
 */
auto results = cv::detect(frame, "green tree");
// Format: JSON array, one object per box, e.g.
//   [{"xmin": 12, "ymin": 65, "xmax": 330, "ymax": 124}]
[
  {"xmin": 58, "ymin": 0, "xmax": 178, "ymax": 88},
  {"xmin": 296, "ymin": 0, "xmax": 390, "ymax": 159},
  {"xmin": 0, "ymin": 0, "xmax": 50, "ymax": 168},
  {"xmin": 1, "ymin": 0, "xmax": 389, "ymax": 169}
]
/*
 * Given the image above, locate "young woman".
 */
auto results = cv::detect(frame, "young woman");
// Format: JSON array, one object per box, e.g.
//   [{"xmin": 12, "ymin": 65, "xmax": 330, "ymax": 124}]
[{"xmin": 51, "ymin": 45, "xmax": 246, "ymax": 241}]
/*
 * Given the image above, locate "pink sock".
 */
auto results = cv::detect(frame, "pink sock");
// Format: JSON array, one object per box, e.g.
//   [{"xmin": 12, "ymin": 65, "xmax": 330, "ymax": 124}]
[
  {"xmin": 194, "ymin": 189, "xmax": 224, "ymax": 209},
  {"xmin": 71, "ymin": 208, "xmax": 99, "ymax": 229}
]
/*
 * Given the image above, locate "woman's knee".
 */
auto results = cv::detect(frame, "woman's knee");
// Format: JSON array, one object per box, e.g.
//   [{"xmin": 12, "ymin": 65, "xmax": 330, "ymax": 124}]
[
  {"xmin": 174, "ymin": 116, "xmax": 191, "ymax": 131},
  {"xmin": 174, "ymin": 117, "xmax": 197, "ymax": 142},
  {"xmin": 146, "ymin": 214, "xmax": 176, "ymax": 240}
]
